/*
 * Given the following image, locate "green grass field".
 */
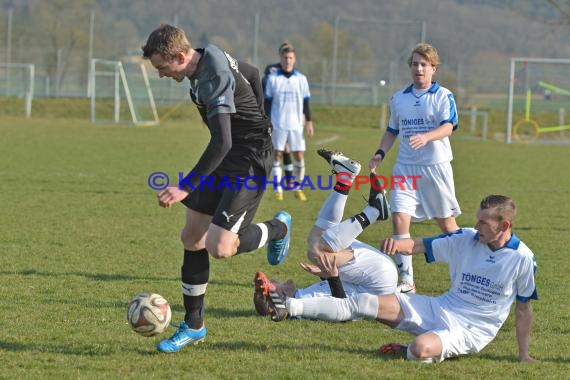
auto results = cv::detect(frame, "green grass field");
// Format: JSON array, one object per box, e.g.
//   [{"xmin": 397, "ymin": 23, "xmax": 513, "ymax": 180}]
[{"xmin": 1, "ymin": 108, "xmax": 569, "ymax": 379}]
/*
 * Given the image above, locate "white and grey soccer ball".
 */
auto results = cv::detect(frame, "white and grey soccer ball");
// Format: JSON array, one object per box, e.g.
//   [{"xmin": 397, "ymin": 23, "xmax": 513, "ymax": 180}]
[{"xmin": 127, "ymin": 293, "xmax": 171, "ymax": 337}]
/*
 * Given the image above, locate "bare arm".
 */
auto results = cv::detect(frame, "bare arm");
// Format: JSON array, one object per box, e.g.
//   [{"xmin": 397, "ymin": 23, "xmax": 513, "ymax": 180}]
[
  {"xmin": 515, "ymin": 300, "xmax": 537, "ymax": 362},
  {"xmin": 369, "ymin": 131, "xmax": 397, "ymax": 171},
  {"xmin": 380, "ymin": 237, "xmax": 425, "ymax": 256},
  {"xmin": 409, "ymin": 122, "xmax": 453, "ymax": 150}
]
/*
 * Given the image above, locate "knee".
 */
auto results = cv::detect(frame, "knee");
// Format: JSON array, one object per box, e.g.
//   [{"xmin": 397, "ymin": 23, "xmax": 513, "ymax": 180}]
[
  {"xmin": 205, "ymin": 239, "xmax": 236, "ymax": 259},
  {"xmin": 307, "ymin": 243, "xmax": 330, "ymax": 265},
  {"xmin": 409, "ymin": 342, "xmax": 429, "ymax": 359},
  {"xmin": 181, "ymin": 227, "xmax": 205, "ymax": 250},
  {"xmin": 307, "ymin": 249, "xmax": 319, "ymax": 264},
  {"xmin": 410, "ymin": 334, "xmax": 442, "ymax": 360}
]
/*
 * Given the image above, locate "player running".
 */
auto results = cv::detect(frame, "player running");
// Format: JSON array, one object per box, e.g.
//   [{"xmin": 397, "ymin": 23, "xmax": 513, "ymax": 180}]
[{"xmin": 142, "ymin": 24, "xmax": 291, "ymax": 353}]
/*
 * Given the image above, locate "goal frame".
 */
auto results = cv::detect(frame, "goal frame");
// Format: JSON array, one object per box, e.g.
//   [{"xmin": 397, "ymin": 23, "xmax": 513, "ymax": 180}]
[
  {"xmin": 0, "ymin": 62, "xmax": 34, "ymax": 117},
  {"xmin": 89, "ymin": 59, "xmax": 159, "ymax": 126}
]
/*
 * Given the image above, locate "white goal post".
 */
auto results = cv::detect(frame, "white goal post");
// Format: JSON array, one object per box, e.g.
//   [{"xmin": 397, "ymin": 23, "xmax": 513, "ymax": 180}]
[
  {"xmin": 90, "ymin": 59, "xmax": 159, "ymax": 126},
  {"xmin": 0, "ymin": 63, "xmax": 34, "ymax": 117}
]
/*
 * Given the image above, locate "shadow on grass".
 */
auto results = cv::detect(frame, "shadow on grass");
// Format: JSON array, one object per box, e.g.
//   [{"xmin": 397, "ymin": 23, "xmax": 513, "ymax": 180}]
[
  {"xmin": 1, "ymin": 270, "xmax": 253, "ymax": 289},
  {"xmin": 3, "ymin": 338, "xmax": 565, "ymax": 363},
  {"xmin": 1, "ymin": 269, "xmax": 171, "ymax": 282},
  {"xmin": 476, "ymin": 353, "xmax": 570, "ymax": 364},
  {"xmin": 0, "ymin": 340, "xmax": 113, "ymax": 356}
]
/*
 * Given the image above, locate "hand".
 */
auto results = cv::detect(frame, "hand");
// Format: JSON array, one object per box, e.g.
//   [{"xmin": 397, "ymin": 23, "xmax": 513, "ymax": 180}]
[
  {"xmin": 157, "ymin": 187, "xmax": 189, "ymax": 208},
  {"xmin": 300, "ymin": 253, "xmax": 339, "ymax": 278},
  {"xmin": 300, "ymin": 262, "xmax": 323, "ymax": 277},
  {"xmin": 409, "ymin": 134, "xmax": 428, "ymax": 150},
  {"xmin": 369, "ymin": 155, "xmax": 382, "ymax": 172},
  {"xmin": 380, "ymin": 238, "xmax": 399, "ymax": 255},
  {"xmin": 305, "ymin": 121, "xmax": 314, "ymax": 138}
]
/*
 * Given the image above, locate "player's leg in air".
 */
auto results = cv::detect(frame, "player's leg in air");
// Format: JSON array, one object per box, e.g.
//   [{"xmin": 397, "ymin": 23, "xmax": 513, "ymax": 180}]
[{"xmin": 254, "ymin": 149, "xmax": 392, "ymax": 321}]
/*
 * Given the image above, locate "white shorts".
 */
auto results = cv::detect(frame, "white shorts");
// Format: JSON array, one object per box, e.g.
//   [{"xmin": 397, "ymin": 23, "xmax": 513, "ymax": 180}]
[
  {"xmin": 390, "ymin": 162, "xmax": 461, "ymax": 222},
  {"xmin": 395, "ymin": 293, "xmax": 495, "ymax": 362},
  {"xmin": 296, "ymin": 240, "xmax": 398, "ymax": 298},
  {"xmin": 272, "ymin": 128, "xmax": 306, "ymax": 152}
]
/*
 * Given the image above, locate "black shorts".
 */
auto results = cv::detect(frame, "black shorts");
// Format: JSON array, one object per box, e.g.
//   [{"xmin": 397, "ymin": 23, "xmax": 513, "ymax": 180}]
[{"xmin": 182, "ymin": 149, "xmax": 273, "ymax": 233}]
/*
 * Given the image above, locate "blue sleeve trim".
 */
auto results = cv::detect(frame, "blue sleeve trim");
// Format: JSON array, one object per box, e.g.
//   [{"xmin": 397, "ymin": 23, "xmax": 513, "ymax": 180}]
[
  {"xmin": 387, "ymin": 126, "xmax": 399, "ymax": 135},
  {"xmin": 423, "ymin": 237, "xmax": 436, "ymax": 263},
  {"xmin": 422, "ymin": 229, "xmax": 464, "ymax": 263},
  {"xmin": 444, "ymin": 93, "xmax": 459, "ymax": 131}
]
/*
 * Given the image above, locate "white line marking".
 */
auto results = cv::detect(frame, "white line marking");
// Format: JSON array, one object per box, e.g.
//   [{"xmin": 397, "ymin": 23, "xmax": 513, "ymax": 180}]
[{"xmin": 313, "ymin": 135, "xmax": 339, "ymax": 145}]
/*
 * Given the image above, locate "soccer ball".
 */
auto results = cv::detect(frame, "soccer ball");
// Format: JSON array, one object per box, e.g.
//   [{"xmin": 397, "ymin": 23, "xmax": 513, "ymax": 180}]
[{"xmin": 127, "ymin": 293, "xmax": 172, "ymax": 337}]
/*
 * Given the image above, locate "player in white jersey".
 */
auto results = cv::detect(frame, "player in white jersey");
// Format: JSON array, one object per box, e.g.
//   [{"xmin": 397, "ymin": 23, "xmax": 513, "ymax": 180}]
[
  {"xmin": 264, "ymin": 42, "xmax": 313, "ymax": 201},
  {"xmin": 279, "ymin": 195, "xmax": 537, "ymax": 363},
  {"xmin": 254, "ymin": 149, "xmax": 396, "ymax": 320},
  {"xmin": 369, "ymin": 43, "xmax": 461, "ymax": 294}
]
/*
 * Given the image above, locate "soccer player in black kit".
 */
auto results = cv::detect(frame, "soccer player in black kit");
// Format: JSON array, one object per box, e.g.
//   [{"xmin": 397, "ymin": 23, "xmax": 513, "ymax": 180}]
[{"xmin": 142, "ymin": 24, "xmax": 291, "ymax": 353}]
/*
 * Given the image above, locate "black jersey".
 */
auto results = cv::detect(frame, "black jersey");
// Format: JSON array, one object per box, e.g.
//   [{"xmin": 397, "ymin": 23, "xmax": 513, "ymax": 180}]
[{"xmin": 189, "ymin": 45, "xmax": 271, "ymax": 152}]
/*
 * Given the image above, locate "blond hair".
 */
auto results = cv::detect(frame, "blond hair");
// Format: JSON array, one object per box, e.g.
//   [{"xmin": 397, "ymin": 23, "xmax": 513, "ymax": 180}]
[{"xmin": 407, "ymin": 43, "xmax": 440, "ymax": 67}]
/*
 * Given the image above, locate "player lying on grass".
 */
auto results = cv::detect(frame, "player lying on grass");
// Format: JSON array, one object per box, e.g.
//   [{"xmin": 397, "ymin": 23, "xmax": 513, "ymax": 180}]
[
  {"xmin": 267, "ymin": 195, "xmax": 538, "ymax": 363},
  {"xmin": 254, "ymin": 149, "xmax": 397, "ymax": 320}
]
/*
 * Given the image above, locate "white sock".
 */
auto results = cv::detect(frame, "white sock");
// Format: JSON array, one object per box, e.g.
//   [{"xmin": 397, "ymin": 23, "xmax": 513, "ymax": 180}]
[
  {"xmin": 287, "ymin": 293, "xmax": 378, "ymax": 321},
  {"xmin": 283, "ymin": 163, "xmax": 294, "ymax": 174},
  {"xmin": 362, "ymin": 205, "xmax": 380, "ymax": 223},
  {"xmin": 272, "ymin": 160, "xmax": 282, "ymax": 193},
  {"xmin": 394, "ymin": 233, "xmax": 413, "ymax": 282},
  {"xmin": 321, "ymin": 218, "xmax": 363, "ymax": 251},
  {"xmin": 314, "ymin": 191, "xmax": 348, "ymax": 229},
  {"xmin": 321, "ymin": 204, "xmax": 383, "ymax": 250},
  {"xmin": 293, "ymin": 159, "xmax": 305, "ymax": 187}
]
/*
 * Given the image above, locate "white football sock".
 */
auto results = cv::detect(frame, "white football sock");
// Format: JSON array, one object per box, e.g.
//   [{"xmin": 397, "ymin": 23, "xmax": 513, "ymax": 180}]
[
  {"xmin": 272, "ymin": 160, "xmax": 282, "ymax": 193},
  {"xmin": 314, "ymin": 191, "xmax": 348, "ymax": 230},
  {"xmin": 320, "ymin": 204, "xmax": 382, "ymax": 251},
  {"xmin": 293, "ymin": 159, "xmax": 305, "ymax": 188},
  {"xmin": 321, "ymin": 218, "xmax": 363, "ymax": 252},
  {"xmin": 362, "ymin": 205, "xmax": 380, "ymax": 223},
  {"xmin": 394, "ymin": 233, "xmax": 413, "ymax": 282},
  {"xmin": 287, "ymin": 293, "xmax": 379, "ymax": 321}
]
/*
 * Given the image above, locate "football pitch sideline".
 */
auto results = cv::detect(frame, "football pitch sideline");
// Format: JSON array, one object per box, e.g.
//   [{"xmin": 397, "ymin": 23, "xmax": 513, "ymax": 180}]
[{"xmin": 0, "ymin": 116, "xmax": 569, "ymax": 379}]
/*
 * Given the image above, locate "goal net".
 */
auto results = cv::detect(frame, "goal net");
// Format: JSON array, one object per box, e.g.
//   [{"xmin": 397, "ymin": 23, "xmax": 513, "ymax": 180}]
[
  {"xmin": 90, "ymin": 59, "xmax": 159, "ymax": 126},
  {"xmin": 506, "ymin": 57, "xmax": 570, "ymax": 143},
  {"xmin": 0, "ymin": 63, "xmax": 34, "ymax": 117}
]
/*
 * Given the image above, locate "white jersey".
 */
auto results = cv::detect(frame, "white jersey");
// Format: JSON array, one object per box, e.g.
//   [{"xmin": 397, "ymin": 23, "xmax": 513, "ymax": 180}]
[
  {"xmin": 264, "ymin": 68, "xmax": 310, "ymax": 131},
  {"xmin": 424, "ymin": 228, "xmax": 538, "ymax": 338},
  {"xmin": 295, "ymin": 240, "xmax": 398, "ymax": 299},
  {"xmin": 388, "ymin": 82, "xmax": 458, "ymax": 165}
]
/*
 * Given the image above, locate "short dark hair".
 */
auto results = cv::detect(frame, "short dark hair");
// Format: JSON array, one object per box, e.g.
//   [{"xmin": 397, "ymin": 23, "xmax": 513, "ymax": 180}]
[
  {"xmin": 480, "ymin": 195, "xmax": 517, "ymax": 223},
  {"xmin": 142, "ymin": 24, "xmax": 192, "ymax": 61}
]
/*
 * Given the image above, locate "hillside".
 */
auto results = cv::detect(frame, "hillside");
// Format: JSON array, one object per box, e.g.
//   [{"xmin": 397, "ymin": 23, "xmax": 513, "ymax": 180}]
[{"xmin": 1, "ymin": 0, "xmax": 569, "ymax": 98}]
